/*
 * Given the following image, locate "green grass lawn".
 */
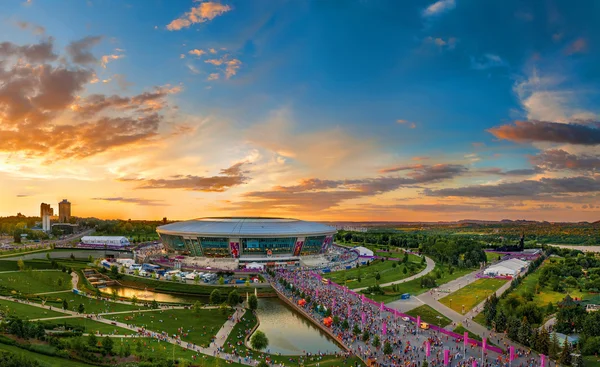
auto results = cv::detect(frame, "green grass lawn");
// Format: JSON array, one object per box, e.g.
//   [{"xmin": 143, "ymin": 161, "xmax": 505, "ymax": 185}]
[
  {"xmin": 405, "ymin": 305, "xmax": 452, "ymax": 327},
  {"xmin": 584, "ymin": 356, "xmax": 600, "ymax": 367},
  {"xmin": 107, "ymin": 308, "xmax": 232, "ymax": 347},
  {"xmin": 485, "ymin": 252, "xmax": 503, "ymax": 263},
  {"xmin": 368, "ymin": 265, "xmax": 475, "ymax": 303},
  {"xmin": 0, "ymin": 342, "xmax": 97, "ymax": 367},
  {"xmin": 36, "ymin": 292, "xmax": 146, "ymax": 314},
  {"xmin": 38, "ymin": 317, "xmax": 136, "ymax": 335},
  {"xmin": 0, "ymin": 270, "xmax": 72, "ymax": 294},
  {"xmin": 0, "ymin": 299, "xmax": 67, "ymax": 319},
  {"xmin": 440, "ymin": 278, "xmax": 508, "ymax": 314},
  {"xmin": 512, "ymin": 267, "xmax": 588, "ymax": 306},
  {"xmin": 323, "ymin": 255, "xmax": 425, "ymax": 289}
]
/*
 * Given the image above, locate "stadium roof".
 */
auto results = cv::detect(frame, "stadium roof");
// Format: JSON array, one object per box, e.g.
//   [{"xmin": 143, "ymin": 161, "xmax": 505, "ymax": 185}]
[{"xmin": 156, "ymin": 217, "xmax": 336, "ymax": 238}]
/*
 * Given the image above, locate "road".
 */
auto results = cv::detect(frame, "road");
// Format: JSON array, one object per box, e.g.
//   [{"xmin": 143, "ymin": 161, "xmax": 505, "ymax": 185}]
[{"xmin": 354, "ymin": 255, "xmax": 435, "ymax": 291}]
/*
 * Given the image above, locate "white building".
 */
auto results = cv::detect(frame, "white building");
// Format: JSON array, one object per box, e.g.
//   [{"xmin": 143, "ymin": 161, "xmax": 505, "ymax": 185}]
[
  {"xmin": 484, "ymin": 258, "xmax": 529, "ymax": 277},
  {"xmin": 354, "ymin": 246, "xmax": 374, "ymax": 257},
  {"xmin": 81, "ymin": 236, "xmax": 130, "ymax": 247}
]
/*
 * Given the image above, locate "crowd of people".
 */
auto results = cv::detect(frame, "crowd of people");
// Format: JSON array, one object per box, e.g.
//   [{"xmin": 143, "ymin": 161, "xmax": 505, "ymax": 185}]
[{"xmin": 271, "ymin": 269, "xmax": 544, "ymax": 367}]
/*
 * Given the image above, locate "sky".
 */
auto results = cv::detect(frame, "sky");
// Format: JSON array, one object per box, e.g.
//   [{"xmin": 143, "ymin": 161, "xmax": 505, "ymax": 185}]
[{"xmin": 1, "ymin": 0, "xmax": 600, "ymax": 222}]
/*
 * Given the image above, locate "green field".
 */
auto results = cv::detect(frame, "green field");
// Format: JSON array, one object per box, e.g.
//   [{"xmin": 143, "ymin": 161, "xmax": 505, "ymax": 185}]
[
  {"xmin": 512, "ymin": 265, "xmax": 588, "ymax": 305},
  {"xmin": 0, "ymin": 299, "xmax": 67, "ymax": 319},
  {"xmin": 405, "ymin": 305, "xmax": 452, "ymax": 327},
  {"xmin": 0, "ymin": 342, "xmax": 97, "ymax": 367},
  {"xmin": 368, "ymin": 265, "xmax": 475, "ymax": 303},
  {"xmin": 453, "ymin": 325, "xmax": 482, "ymax": 341},
  {"xmin": 485, "ymin": 252, "xmax": 503, "ymax": 263},
  {"xmin": 107, "ymin": 308, "xmax": 232, "ymax": 347},
  {"xmin": 440, "ymin": 278, "xmax": 508, "ymax": 314},
  {"xmin": 0, "ymin": 270, "xmax": 72, "ymax": 294},
  {"xmin": 584, "ymin": 356, "xmax": 600, "ymax": 367},
  {"xmin": 323, "ymin": 255, "xmax": 425, "ymax": 289},
  {"xmin": 39, "ymin": 317, "xmax": 136, "ymax": 335},
  {"xmin": 37, "ymin": 292, "xmax": 146, "ymax": 314}
]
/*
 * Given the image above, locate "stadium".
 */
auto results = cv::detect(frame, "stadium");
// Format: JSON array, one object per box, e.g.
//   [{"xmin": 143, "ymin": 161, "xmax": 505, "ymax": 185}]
[{"xmin": 156, "ymin": 217, "xmax": 340, "ymax": 268}]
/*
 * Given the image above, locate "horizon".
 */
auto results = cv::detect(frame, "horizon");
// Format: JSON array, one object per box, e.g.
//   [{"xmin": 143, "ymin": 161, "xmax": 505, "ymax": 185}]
[{"xmin": 2, "ymin": 0, "xmax": 600, "ymax": 222}]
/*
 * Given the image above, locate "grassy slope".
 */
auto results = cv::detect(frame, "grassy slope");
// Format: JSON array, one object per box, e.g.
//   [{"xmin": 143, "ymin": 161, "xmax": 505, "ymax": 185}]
[
  {"xmin": 39, "ymin": 317, "xmax": 136, "ymax": 335},
  {"xmin": 405, "ymin": 305, "xmax": 452, "ymax": 327},
  {"xmin": 439, "ymin": 278, "xmax": 508, "ymax": 314},
  {"xmin": 0, "ymin": 299, "xmax": 66, "ymax": 319},
  {"xmin": 0, "ymin": 342, "xmax": 96, "ymax": 367},
  {"xmin": 107, "ymin": 308, "xmax": 232, "ymax": 347},
  {"xmin": 37, "ymin": 292, "xmax": 145, "ymax": 314},
  {"xmin": 0, "ymin": 270, "xmax": 72, "ymax": 294},
  {"xmin": 324, "ymin": 255, "xmax": 425, "ymax": 289}
]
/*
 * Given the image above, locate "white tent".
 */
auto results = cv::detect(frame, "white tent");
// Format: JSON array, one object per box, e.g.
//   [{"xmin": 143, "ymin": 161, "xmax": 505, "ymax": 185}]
[
  {"xmin": 354, "ymin": 246, "xmax": 374, "ymax": 257},
  {"xmin": 246, "ymin": 262, "xmax": 265, "ymax": 270},
  {"xmin": 484, "ymin": 258, "xmax": 529, "ymax": 277}
]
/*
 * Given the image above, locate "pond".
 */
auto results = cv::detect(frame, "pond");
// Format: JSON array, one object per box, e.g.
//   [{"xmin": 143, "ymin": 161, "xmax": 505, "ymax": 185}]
[
  {"xmin": 254, "ymin": 298, "xmax": 341, "ymax": 355},
  {"xmin": 100, "ymin": 285, "xmax": 206, "ymax": 304}
]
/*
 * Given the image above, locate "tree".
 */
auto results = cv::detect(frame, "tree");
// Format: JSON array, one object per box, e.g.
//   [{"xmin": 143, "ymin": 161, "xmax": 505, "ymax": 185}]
[
  {"xmin": 342, "ymin": 319, "xmax": 349, "ymax": 330},
  {"xmin": 517, "ymin": 317, "xmax": 532, "ymax": 346},
  {"xmin": 193, "ymin": 301, "xmax": 203, "ymax": 314},
  {"xmin": 228, "ymin": 290, "xmax": 239, "ymax": 307},
  {"xmin": 17, "ymin": 259, "xmax": 25, "ymax": 271},
  {"xmin": 403, "ymin": 266, "xmax": 408, "ymax": 275},
  {"xmin": 383, "ymin": 341, "xmax": 393, "ymax": 355},
  {"xmin": 110, "ymin": 265, "xmax": 119, "ymax": 276},
  {"xmin": 210, "ymin": 289, "xmax": 221, "ymax": 304},
  {"xmin": 194, "ymin": 275, "xmax": 200, "ymax": 285},
  {"xmin": 536, "ymin": 326, "xmax": 550, "ymax": 355},
  {"xmin": 362, "ymin": 330, "xmax": 370, "ymax": 342},
  {"xmin": 248, "ymin": 294, "xmax": 258, "ymax": 311},
  {"xmin": 87, "ymin": 333, "xmax": 98, "ymax": 348},
  {"xmin": 353, "ymin": 324, "xmax": 361, "ymax": 336},
  {"xmin": 151, "ymin": 300, "xmax": 159, "ymax": 309},
  {"xmin": 111, "ymin": 288, "xmax": 118, "ymax": 301},
  {"xmin": 102, "ymin": 336, "xmax": 114, "ymax": 355},
  {"xmin": 78, "ymin": 303, "xmax": 85, "ymax": 314},
  {"xmin": 549, "ymin": 332, "xmax": 560, "ymax": 359},
  {"xmin": 257, "ymin": 361, "xmax": 269, "ymax": 367},
  {"xmin": 46, "ymin": 253, "xmax": 51, "ymax": 260},
  {"xmin": 88, "ymin": 255, "xmax": 93, "ymax": 262},
  {"xmin": 375, "ymin": 272, "xmax": 381, "ymax": 282},
  {"xmin": 251, "ymin": 330, "xmax": 269, "ymax": 350},
  {"xmin": 372, "ymin": 335, "xmax": 380, "ymax": 348},
  {"xmin": 218, "ymin": 276, "xmax": 225, "ymax": 285},
  {"xmin": 131, "ymin": 295, "xmax": 138, "ymax": 305},
  {"xmin": 62, "ymin": 299, "xmax": 68, "ymax": 310},
  {"xmin": 559, "ymin": 339, "xmax": 572, "ymax": 366},
  {"xmin": 57, "ymin": 278, "xmax": 63, "ymax": 287}
]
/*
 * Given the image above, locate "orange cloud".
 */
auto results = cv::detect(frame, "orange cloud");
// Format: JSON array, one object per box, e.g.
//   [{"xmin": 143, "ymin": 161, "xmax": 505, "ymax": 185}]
[
  {"xmin": 167, "ymin": 2, "xmax": 231, "ymax": 31},
  {"xmin": 189, "ymin": 49, "xmax": 205, "ymax": 57}
]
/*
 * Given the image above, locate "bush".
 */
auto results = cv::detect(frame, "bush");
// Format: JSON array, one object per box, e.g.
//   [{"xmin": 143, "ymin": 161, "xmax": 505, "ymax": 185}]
[{"xmin": 251, "ymin": 330, "xmax": 269, "ymax": 350}]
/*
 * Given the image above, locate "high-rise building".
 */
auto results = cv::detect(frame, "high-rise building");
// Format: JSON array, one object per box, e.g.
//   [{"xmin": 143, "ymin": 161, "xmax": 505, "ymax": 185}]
[
  {"xmin": 58, "ymin": 199, "xmax": 71, "ymax": 223},
  {"xmin": 40, "ymin": 203, "xmax": 53, "ymax": 232}
]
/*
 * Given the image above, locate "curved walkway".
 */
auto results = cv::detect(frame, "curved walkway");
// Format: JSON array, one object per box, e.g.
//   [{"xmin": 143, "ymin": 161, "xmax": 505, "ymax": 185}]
[{"xmin": 354, "ymin": 255, "xmax": 435, "ymax": 291}]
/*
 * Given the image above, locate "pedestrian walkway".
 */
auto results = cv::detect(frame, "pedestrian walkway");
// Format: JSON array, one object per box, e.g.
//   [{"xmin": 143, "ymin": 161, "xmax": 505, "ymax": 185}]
[{"xmin": 34, "ymin": 290, "xmax": 73, "ymax": 296}]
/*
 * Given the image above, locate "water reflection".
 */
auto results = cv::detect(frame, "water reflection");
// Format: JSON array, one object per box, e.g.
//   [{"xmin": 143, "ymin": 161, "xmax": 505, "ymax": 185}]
[
  {"xmin": 5, "ymin": 250, "xmax": 132, "ymax": 261},
  {"xmin": 255, "ymin": 298, "xmax": 340, "ymax": 355},
  {"xmin": 101, "ymin": 286, "xmax": 205, "ymax": 304}
]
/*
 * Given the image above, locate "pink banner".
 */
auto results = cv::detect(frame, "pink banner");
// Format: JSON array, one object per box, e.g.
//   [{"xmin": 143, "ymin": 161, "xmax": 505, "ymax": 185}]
[
  {"xmin": 472, "ymin": 360, "xmax": 477, "ymax": 367},
  {"xmin": 380, "ymin": 301, "xmax": 384, "ymax": 311},
  {"xmin": 509, "ymin": 346, "xmax": 515, "ymax": 361},
  {"xmin": 541, "ymin": 354, "xmax": 546, "ymax": 367},
  {"xmin": 332, "ymin": 299, "xmax": 336, "ymax": 310},
  {"xmin": 464, "ymin": 331, "xmax": 468, "ymax": 348},
  {"xmin": 382, "ymin": 321, "xmax": 387, "ymax": 335},
  {"xmin": 347, "ymin": 304, "xmax": 351, "ymax": 317},
  {"xmin": 394, "ymin": 309, "xmax": 398, "ymax": 319},
  {"xmin": 316, "ymin": 289, "xmax": 319, "ymax": 298},
  {"xmin": 361, "ymin": 311, "xmax": 366, "ymax": 325},
  {"xmin": 426, "ymin": 341, "xmax": 431, "ymax": 357},
  {"xmin": 444, "ymin": 349, "xmax": 450, "ymax": 366},
  {"xmin": 417, "ymin": 315, "xmax": 421, "ymax": 328},
  {"xmin": 482, "ymin": 337, "xmax": 487, "ymax": 352}
]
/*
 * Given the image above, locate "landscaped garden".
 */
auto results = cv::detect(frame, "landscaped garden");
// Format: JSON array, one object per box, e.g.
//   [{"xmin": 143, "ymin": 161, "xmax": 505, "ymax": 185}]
[
  {"xmin": 0, "ymin": 299, "xmax": 66, "ymax": 319},
  {"xmin": 0, "ymin": 270, "xmax": 72, "ymax": 294},
  {"xmin": 405, "ymin": 304, "xmax": 452, "ymax": 327}
]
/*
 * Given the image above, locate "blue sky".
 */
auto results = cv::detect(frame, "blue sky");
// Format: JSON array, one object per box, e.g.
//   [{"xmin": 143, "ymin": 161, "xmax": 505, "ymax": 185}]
[{"xmin": 1, "ymin": 0, "xmax": 600, "ymax": 221}]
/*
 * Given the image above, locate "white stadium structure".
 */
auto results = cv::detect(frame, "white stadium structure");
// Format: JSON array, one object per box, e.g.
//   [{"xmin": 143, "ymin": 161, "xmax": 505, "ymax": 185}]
[
  {"xmin": 81, "ymin": 236, "xmax": 130, "ymax": 247},
  {"xmin": 156, "ymin": 217, "xmax": 337, "ymax": 266}
]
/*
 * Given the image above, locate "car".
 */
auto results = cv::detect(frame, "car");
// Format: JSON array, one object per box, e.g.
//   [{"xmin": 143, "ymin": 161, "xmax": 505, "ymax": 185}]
[
  {"xmin": 420, "ymin": 322, "xmax": 430, "ymax": 330},
  {"xmin": 401, "ymin": 316, "xmax": 410, "ymax": 322},
  {"xmin": 111, "ymin": 322, "xmax": 117, "ymax": 326}
]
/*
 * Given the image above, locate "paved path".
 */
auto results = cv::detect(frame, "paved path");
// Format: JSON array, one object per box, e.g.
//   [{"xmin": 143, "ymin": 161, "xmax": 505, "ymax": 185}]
[
  {"xmin": 355, "ymin": 255, "xmax": 435, "ymax": 291},
  {"xmin": 35, "ymin": 290, "xmax": 73, "ymax": 295}
]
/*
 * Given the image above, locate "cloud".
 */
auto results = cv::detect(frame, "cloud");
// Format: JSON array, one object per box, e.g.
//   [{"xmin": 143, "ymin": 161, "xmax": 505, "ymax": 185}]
[
  {"xmin": 189, "ymin": 49, "xmax": 205, "ymax": 57},
  {"xmin": 478, "ymin": 167, "xmax": 543, "ymax": 176},
  {"xmin": 234, "ymin": 164, "xmax": 468, "ymax": 211},
  {"xmin": 0, "ymin": 40, "xmax": 57, "ymax": 63},
  {"xmin": 424, "ymin": 36, "xmax": 457, "ymax": 50},
  {"xmin": 92, "ymin": 197, "xmax": 167, "ymax": 206},
  {"xmin": 186, "ymin": 63, "xmax": 200, "ymax": 74},
  {"xmin": 120, "ymin": 162, "xmax": 249, "ymax": 192},
  {"xmin": 15, "ymin": 21, "xmax": 45, "ymax": 35},
  {"xmin": 100, "ymin": 53, "xmax": 124, "ymax": 68},
  {"xmin": 397, "ymin": 119, "xmax": 417, "ymax": 128},
  {"xmin": 565, "ymin": 38, "xmax": 587, "ymax": 55},
  {"xmin": 66, "ymin": 36, "xmax": 103, "ymax": 65},
  {"xmin": 70, "ymin": 85, "xmax": 181, "ymax": 117},
  {"xmin": 16, "ymin": 194, "xmax": 29, "ymax": 197},
  {"xmin": 203, "ymin": 56, "xmax": 242, "ymax": 78},
  {"xmin": 470, "ymin": 54, "xmax": 507, "ymax": 70},
  {"xmin": 207, "ymin": 73, "xmax": 219, "ymax": 81},
  {"xmin": 167, "ymin": 1, "xmax": 231, "ymax": 31},
  {"xmin": 422, "ymin": 0, "xmax": 455, "ymax": 17},
  {"xmin": 488, "ymin": 120, "xmax": 600, "ymax": 145},
  {"xmin": 531, "ymin": 149, "xmax": 600, "ymax": 172},
  {"xmin": 425, "ymin": 176, "xmax": 600, "ymax": 198}
]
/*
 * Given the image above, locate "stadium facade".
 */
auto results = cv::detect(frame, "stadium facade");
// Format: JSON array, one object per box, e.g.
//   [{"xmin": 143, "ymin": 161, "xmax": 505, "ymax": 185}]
[{"xmin": 156, "ymin": 217, "xmax": 336, "ymax": 259}]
